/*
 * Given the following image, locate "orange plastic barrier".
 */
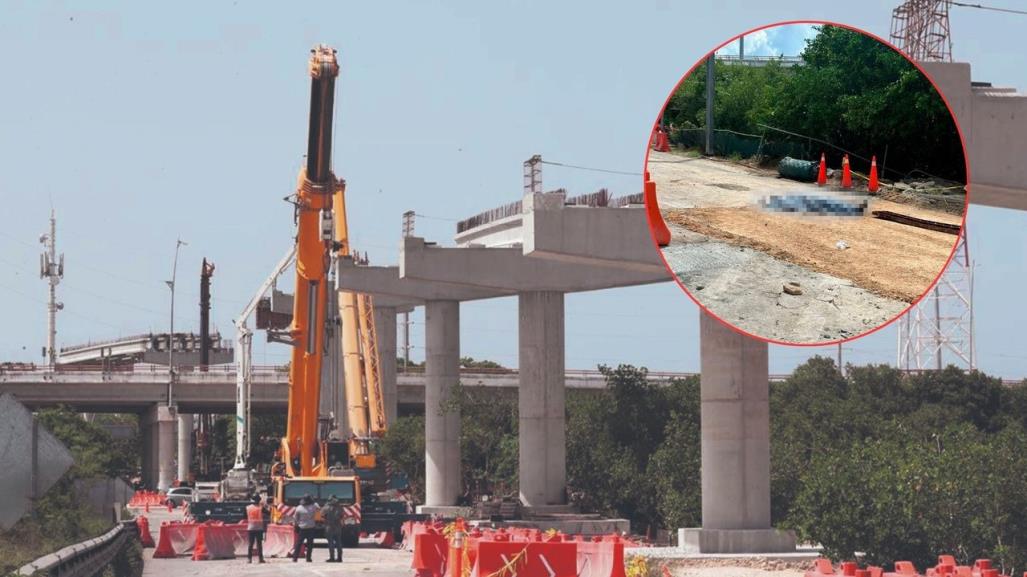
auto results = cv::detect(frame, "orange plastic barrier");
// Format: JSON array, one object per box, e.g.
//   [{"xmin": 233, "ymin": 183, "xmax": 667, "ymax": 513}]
[
  {"xmin": 644, "ymin": 179, "xmax": 671, "ymax": 247},
  {"xmin": 576, "ymin": 540, "xmax": 626, "ymax": 577},
  {"xmin": 191, "ymin": 523, "xmax": 246, "ymax": 560},
  {"xmin": 150, "ymin": 521, "xmax": 295, "ymax": 560},
  {"xmin": 473, "ymin": 541, "xmax": 577, "ymax": 577},
  {"xmin": 135, "ymin": 516, "xmax": 155, "ymax": 548},
  {"xmin": 263, "ymin": 525, "xmax": 297, "ymax": 558},
  {"xmin": 128, "ymin": 490, "xmax": 167, "ymax": 508},
  {"xmin": 413, "ymin": 530, "xmax": 448, "ymax": 577}
]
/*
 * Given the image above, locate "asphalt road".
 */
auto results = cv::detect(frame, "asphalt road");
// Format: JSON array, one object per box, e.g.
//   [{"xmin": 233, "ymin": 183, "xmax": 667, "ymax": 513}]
[{"xmin": 138, "ymin": 507, "xmax": 414, "ymax": 577}]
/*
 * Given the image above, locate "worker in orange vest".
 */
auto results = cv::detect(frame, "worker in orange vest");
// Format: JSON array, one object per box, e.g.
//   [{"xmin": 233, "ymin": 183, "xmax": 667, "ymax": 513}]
[{"xmin": 246, "ymin": 494, "xmax": 269, "ymax": 564}]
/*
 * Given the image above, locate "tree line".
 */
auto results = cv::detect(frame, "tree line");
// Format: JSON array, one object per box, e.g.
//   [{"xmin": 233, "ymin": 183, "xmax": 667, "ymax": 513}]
[
  {"xmin": 381, "ymin": 359, "xmax": 1027, "ymax": 572},
  {"xmin": 663, "ymin": 25, "xmax": 966, "ymax": 182}
]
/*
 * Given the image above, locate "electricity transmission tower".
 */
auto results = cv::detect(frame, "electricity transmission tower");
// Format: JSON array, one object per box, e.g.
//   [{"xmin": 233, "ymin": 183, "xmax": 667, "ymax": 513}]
[
  {"xmin": 891, "ymin": 0, "xmax": 974, "ymax": 371},
  {"xmin": 890, "ymin": 0, "xmax": 953, "ymax": 61},
  {"xmin": 898, "ymin": 228, "xmax": 975, "ymax": 371}
]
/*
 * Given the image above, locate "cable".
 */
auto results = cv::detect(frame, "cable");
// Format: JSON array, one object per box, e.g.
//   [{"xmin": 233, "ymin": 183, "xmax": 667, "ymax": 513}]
[
  {"xmin": 413, "ymin": 213, "xmax": 460, "ymax": 222},
  {"xmin": 951, "ymin": 1, "xmax": 1027, "ymax": 15},
  {"xmin": 539, "ymin": 160, "xmax": 642, "ymax": 177}
]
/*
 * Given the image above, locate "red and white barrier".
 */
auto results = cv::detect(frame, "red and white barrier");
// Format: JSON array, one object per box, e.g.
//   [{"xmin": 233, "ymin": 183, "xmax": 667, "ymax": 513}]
[
  {"xmin": 576, "ymin": 540, "xmax": 627, "ymax": 577},
  {"xmin": 473, "ymin": 541, "xmax": 577, "ymax": 577},
  {"xmin": 150, "ymin": 521, "xmax": 296, "ymax": 560}
]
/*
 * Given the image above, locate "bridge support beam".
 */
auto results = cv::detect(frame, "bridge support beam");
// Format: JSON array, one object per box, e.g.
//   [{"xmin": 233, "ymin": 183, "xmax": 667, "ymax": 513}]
[
  {"xmin": 421, "ymin": 300, "xmax": 461, "ymax": 510},
  {"xmin": 141, "ymin": 404, "xmax": 176, "ymax": 492},
  {"xmin": 374, "ymin": 306, "xmax": 399, "ymax": 425},
  {"xmin": 177, "ymin": 413, "xmax": 192, "ymax": 484},
  {"xmin": 518, "ymin": 290, "xmax": 566, "ymax": 507},
  {"xmin": 679, "ymin": 313, "xmax": 794, "ymax": 553}
]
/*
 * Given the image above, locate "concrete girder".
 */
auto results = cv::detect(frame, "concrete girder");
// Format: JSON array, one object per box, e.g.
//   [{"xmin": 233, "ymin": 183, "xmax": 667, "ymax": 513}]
[
  {"xmin": 336, "ymin": 258, "xmax": 511, "ymax": 302},
  {"xmin": 521, "ymin": 192, "xmax": 667, "ymax": 273},
  {"xmin": 400, "ymin": 237, "xmax": 668, "ymax": 293},
  {"xmin": 921, "ymin": 61, "xmax": 1027, "ymax": 211}
]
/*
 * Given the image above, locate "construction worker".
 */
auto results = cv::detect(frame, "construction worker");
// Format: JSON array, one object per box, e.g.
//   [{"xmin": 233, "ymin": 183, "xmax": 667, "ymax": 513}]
[
  {"xmin": 246, "ymin": 494, "xmax": 268, "ymax": 564},
  {"xmin": 291, "ymin": 495, "xmax": 320, "ymax": 563},
  {"xmin": 322, "ymin": 496, "xmax": 344, "ymax": 562}
]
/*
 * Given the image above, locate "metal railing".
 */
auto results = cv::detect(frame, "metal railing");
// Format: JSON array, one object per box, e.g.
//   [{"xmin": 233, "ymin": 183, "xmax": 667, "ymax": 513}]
[{"xmin": 17, "ymin": 520, "xmax": 136, "ymax": 577}]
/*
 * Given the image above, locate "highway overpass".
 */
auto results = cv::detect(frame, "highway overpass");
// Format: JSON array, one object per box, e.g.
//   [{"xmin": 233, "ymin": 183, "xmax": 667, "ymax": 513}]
[{"xmin": 0, "ymin": 365, "xmax": 708, "ymax": 415}]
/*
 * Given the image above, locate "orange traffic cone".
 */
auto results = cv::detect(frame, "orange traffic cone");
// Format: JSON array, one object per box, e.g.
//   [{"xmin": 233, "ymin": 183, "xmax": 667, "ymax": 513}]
[
  {"xmin": 644, "ymin": 179, "xmax": 671, "ymax": 247},
  {"xmin": 656, "ymin": 129, "xmax": 670, "ymax": 152},
  {"xmin": 446, "ymin": 519, "xmax": 466, "ymax": 577},
  {"xmin": 816, "ymin": 152, "xmax": 827, "ymax": 186},
  {"xmin": 841, "ymin": 154, "xmax": 852, "ymax": 189},
  {"xmin": 868, "ymin": 155, "xmax": 879, "ymax": 193}
]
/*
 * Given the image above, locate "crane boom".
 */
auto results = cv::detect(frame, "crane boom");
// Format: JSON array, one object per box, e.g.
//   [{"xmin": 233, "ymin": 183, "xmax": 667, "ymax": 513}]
[
  {"xmin": 233, "ymin": 246, "xmax": 296, "ymax": 470},
  {"xmin": 282, "ymin": 44, "xmax": 341, "ymax": 478}
]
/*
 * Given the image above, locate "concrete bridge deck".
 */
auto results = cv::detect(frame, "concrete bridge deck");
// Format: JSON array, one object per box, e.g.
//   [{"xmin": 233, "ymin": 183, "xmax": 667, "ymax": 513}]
[{"xmin": 0, "ymin": 366, "xmax": 718, "ymax": 414}]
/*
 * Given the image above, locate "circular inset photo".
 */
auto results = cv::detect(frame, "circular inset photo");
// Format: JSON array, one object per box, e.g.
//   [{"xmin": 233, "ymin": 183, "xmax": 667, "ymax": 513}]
[{"xmin": 644, "ymin": 21, "xmax": 968, "ymax": 345}]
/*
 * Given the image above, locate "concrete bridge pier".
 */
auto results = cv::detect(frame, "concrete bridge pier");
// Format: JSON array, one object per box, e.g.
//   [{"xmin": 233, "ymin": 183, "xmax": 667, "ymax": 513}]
[
  {"xmin": 177, "ymin": 413, "xmax": 192, "ymax": 483},
  {"xmin": 422, "ymin": 300, "xmax": 462, "ymax": 510},
  {"xmin": 141, "ymin": 404, "xmax": 176, "ymax": 492},
  {"xmin": 518, "ymin": 290, "xmax": 566, "ymax": 507},
  {"xmin": 679, "ymin": 313, "xmax": 795, "ymax": 553}
]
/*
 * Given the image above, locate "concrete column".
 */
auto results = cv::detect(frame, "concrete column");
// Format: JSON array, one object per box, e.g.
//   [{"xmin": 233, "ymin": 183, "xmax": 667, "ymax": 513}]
[
  {"xmin": 423, "ymin": 300, "xmax": 461, "ymax": 507},
  {"xmin": 518, "ymin": 291, "xmax": 566, "ymax": 507},
  {"xmin": 142, "ymin": 404, "xmax": 176, "ymax": 492},
  {"xmin": 177, "ymin": 413, "xmax": 193, "ymax": 484},
  {"xmin": 679, "ymin": 312, "xmax": 794, "ymax": 553},
  {"xmin": 374, "ymin": 306, "xmax": 399, "ymax": 425},
  {"xmin": 699, "ymin": 312, "xmax": 770, "ymax": 529}
]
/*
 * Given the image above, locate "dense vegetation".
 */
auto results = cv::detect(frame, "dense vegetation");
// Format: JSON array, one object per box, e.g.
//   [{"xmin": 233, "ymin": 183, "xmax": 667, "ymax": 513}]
[
  {"xmin": 0, "ymin": 408, "xmax": 143, "ymax": 576},
  {"xmin": 381, "ymin": 359, "xmax": 1027, "ymax": 572},
  {"xmin": 664, "ymin": 25, "xmax": 965, "ymax": 182}
]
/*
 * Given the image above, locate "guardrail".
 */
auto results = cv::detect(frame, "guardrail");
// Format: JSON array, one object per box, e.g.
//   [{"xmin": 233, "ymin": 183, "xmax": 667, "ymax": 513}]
[{"xmin": 17, "ymin": 520, "xmax": 136, "ymax": 577}]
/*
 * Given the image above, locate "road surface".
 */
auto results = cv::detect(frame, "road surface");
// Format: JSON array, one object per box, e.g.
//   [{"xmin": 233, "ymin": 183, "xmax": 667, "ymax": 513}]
[{"xmin": 139, "ymin": 507, "xmax": 413, "ymax": 577}]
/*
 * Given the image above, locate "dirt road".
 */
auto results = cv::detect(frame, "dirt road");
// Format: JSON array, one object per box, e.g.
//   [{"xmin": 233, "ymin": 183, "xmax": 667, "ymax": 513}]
[{"xmin": 648, "ymin": 151, "xmax": 962, "ymax": 343}]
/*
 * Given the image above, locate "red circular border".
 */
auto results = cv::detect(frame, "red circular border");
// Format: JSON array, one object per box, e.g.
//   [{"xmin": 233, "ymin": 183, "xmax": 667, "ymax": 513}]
[{"xmin": 642, "ymin": 19, "xmax": 972, "ymax": 348}]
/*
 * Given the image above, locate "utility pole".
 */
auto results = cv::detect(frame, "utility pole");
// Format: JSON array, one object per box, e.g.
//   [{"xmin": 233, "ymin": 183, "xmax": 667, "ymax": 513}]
[
  {"xmin": 705, "ymin": 54, "xmax": 715, "ymax": 155},
  {"xmin": 166, "ymin": 239, "xmax": 187, "ymax": 406},
  {"xmin": 39, "ymin": 210, "xmax": 64, "ymax": 368},
  {"xmin": 197, "ymin": 259, "xmax": 214, "ymax": 477},
  {"xmin": 401, "ymin": 211, "xmax": 415, "ymax": 369},
  {"xmin": 523, "ymin": 155, "xmax": 542, "ymax": 196}
]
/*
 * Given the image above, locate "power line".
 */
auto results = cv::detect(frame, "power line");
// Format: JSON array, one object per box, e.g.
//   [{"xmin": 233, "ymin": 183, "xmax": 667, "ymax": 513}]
[
  {"xmin": 539, "ymin": 160, "xmax": 642, "ymax": 177},
  {"xmin": 951, "ymin": 1, "xmax": 1027, "ymax": 16}
]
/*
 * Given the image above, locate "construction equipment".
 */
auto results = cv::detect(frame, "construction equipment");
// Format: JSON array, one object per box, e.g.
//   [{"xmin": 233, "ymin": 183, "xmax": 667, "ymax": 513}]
[{"xmin": 265, "ymin": 44, "xmax": 420, "ymax": 546}]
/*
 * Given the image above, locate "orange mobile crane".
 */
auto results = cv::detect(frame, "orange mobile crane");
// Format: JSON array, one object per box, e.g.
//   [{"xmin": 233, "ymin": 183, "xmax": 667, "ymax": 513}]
[{"xmin": 269, "ymin": 44, "xmax": 414, "ymax": 545}]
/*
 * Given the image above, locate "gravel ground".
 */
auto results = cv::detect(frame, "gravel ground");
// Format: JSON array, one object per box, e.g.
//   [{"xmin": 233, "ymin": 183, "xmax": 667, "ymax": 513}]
[
  {"xmin": 649, "ymin": 150, "xmax": 961, "ymax": 343},
  {"xmin": 661, "ymin": 224, "xmax": 908, "ymax": 343}
]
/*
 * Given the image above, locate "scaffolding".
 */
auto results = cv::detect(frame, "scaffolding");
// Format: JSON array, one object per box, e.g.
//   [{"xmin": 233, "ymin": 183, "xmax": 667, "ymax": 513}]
[
  {"xmin": 890, "ymin": 0, "xmax": 953, "ymax": 62},
  {"xmin": 897, "ymin": 227, "xmax": 975, "ymax": 371}
]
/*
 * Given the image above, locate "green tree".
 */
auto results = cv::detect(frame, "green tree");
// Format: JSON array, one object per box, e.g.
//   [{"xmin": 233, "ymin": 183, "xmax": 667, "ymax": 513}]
[{"xmin": 379, "ymin": 415, "xmax": 426, "ymax": 502}]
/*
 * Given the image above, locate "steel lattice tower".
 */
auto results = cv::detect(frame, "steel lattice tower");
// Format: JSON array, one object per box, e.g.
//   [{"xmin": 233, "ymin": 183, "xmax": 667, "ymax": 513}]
[
  {"xmin": 898, "ymin": 227, "xmax": 975, "ymax": 370},
  {"xmin": 890, "ymin": 0, "xmax": 953, "ymax": 61}
]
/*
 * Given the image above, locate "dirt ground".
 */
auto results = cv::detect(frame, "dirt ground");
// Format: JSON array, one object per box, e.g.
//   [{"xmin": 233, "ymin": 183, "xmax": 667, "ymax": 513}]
[
  {"xmin": 649, "ymin": 151, "xmax": 964, "ymax": 342},
  {"xmin": 661, "ymin": 557, "xmax": 809, "ymax": 577}
]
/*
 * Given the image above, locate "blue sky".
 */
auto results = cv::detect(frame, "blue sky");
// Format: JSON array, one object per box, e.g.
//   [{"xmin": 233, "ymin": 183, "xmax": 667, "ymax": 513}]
[
  {"xmin": 1, "ymin": 1, "xmax": 1025, "ymax": 378},
  {"xmin": 716, "ymin": 23, "xmax": 819, "ymax": 57}
]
